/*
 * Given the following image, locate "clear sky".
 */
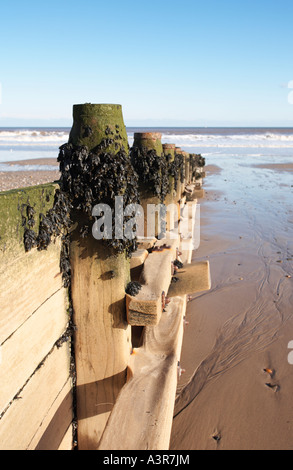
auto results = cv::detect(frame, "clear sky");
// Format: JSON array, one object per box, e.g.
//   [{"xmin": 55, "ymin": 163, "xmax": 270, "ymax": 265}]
[{"xmin": 0, "ymin": 0, "xmax": 293, "ymax": 127}]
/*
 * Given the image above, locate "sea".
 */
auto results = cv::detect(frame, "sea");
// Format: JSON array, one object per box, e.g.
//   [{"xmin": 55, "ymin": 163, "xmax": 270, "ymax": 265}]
[{"xmin": 0, "ymin": 127, "xmax": 292, "ymax": 172}]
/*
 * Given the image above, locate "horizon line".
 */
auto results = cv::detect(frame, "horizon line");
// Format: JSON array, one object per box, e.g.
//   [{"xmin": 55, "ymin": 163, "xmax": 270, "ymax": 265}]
[{"xmin": 0, "ymin": 125, "xmax": 293, "ymax": 129}]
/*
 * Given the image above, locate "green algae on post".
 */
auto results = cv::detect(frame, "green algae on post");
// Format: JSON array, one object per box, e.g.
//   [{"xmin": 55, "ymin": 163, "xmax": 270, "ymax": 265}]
[
  {"xmin": 0, "ymin": 183, "xmax": 59, "ymax": 257},
  {"xmin": 22, "ymin": 103, "xmax": 139, "ymax": 258},
  {"xmin": 69, "ymin": 103, "xmax": 128, "ymax": 153}
]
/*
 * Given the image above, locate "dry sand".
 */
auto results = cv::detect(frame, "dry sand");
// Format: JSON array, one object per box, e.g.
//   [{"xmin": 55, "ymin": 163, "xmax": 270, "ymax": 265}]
[
  {"xmin": 170, "ymin": 162, "xmax": 293, "ymax": 450},
  {"xmin": 0, "ymin": 158, "xmax": 60, "ymax": 192}
]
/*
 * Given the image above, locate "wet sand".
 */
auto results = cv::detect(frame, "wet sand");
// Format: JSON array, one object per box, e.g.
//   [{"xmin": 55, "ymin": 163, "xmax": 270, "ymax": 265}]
[
  {"xmin": 1, "ymin": 158, "xmax": 59, "ymax": 167},
  {"xmin": 0, "ymin": 158, "xmax": 60, "ymax": 192},
  {"xmin": 247, "ymin": 162, "xmax": 293, "ymax": 172},
  {"xmin": 170, "ymin": 162, "xmax": 293, "ymax": 450}
]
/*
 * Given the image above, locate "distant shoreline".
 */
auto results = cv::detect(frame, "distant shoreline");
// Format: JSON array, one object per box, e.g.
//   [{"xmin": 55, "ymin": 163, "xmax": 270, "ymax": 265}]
[{"xmin": 0, "ymin": 157, "xmax": 60, "ymax": 192}]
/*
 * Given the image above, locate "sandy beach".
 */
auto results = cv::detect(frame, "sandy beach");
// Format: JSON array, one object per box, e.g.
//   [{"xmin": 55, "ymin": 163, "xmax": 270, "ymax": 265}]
[
  {"xmin": 0, "ymin": 158, "xmax": 60, "ymax": 191},
  {"xmin": 0, "ymin": 153, "xmax": 292, "ymax": 450},
  {"xmin": 170, "ymin": 162, "xmax": 293, "ymax": 450}
]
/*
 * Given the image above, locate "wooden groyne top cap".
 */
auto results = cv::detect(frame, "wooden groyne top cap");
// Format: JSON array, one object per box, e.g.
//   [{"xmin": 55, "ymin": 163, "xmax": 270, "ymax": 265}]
[
  {"xmin": 134, "ymin": 132, "xmax": 162, "ymax": 140},
  {"xmin": 162, "ymin": 143, "xmax": 176, "ymax": 159},
  {"xmin": 133, "ymin": 132, "xmax": 163, "ymax": 155},
  {"xmin": 162, "ymin": 143, "xmax": 176, "ymax": 149},
  {"xmin": 68, "ymin": 103, "xmax": 128, "ymax": 152}
]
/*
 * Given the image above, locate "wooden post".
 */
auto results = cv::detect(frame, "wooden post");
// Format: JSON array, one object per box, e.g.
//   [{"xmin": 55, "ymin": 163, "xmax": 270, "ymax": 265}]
[
  {"xmin": 130, "ymin": 132, "xmax": 165, "ymax": 238},
  {"xmin": 162, "ymin": 143, "xmax": 176, "ymax": 204},
  {"xmin": 174, "ymin": 147, "xmax": 185, "ymax": 201},
  {"xmin": 68, "ymin": 103, "xmax": 128, "ymax": 151},
  {"xmin": 189, "ymin": 153, "xmax": 205, "ymax": 184},
  {"xmin": 133, "ymin": 132, "xmax": 163, "ymax": 154},
  {"xmin": 68, "ymin": 103, "xmax": 132, "ymax": 449},
  {"xmin": 162, "ymin": 143, "xmax": 178, "ymax": 231},
  {"xmin": 183, "ymin": 151, "xmax": 190, "ymax": 186}
]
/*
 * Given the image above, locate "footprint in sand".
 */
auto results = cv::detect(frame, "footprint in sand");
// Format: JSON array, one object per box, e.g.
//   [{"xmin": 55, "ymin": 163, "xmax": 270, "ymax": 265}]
[
  {"xmin": 212, "ymin": 431, "xmax": 221, "ymax": 443},
  {"xmin": 265, "ymin": 382, "xmax": 280, "ymax": 392},
  {"xmin": 263, "ymin": 369, "xmax": 280, "ymax": 392}
]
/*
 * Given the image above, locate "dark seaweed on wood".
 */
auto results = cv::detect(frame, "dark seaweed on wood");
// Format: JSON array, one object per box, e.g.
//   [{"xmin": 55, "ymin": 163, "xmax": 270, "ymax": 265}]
[
  {"xmin": 22, "ymin": 189, "xmax": 72, "ymax": 254},
  {"xmin": 189, "ymin": 153, "xmax": 206, "ymax": 180},
  {"xmin": 125, "ymin": 281, "xmax": 142, "ymax": 296},
  {"xmin": 169, "ymin": 153, "xmax": 185, "ymax": 191},
  {"xmin": 130, "ymin": 147, "xmax": 169, "ymax": 203},
  {"xmin": 57, "ymin": 139, "xmax": 139, "ymax": 257}
]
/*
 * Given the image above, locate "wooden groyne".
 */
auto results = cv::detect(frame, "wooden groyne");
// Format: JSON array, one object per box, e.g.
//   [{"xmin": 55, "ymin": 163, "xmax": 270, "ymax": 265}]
[
  {"xmin": 0, "ymin": 103, "xmax": 210, "ymax": 450},
  {"xmin": 0, "ymin": 184, "xmax": 72, "ymax": 449}
]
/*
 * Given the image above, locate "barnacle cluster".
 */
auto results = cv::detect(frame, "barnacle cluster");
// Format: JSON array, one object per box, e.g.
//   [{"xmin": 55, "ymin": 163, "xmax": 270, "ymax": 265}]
[
  {"xmin": 21, "ymin": 190, "xmax": 72, "ymax": 287},
  {"xmin": 22, "ymin": 190, "xmax": 71, "ymax": 254},
  {"xmin": 169, "ymin": 152, "xmax": 185, "ymax": 191},
  {"xmin": 173, "ymin": 259, "xmax": 184, "ymax": 269},
  {"xmin": 22, "ymin": 126, "xmax": 206, "ymax": 278},
  {"xmin": 23, "ymin": 127, "xmax": 141, "ymax": 260},
  {"xmin": 125, "ymin": 281, "xmax": 142, "ymax": 296},
  {"xmin": 130, "ymin": 144, "xmax": 189, "ymax": 202},
  {"xmin": 58, "ymin": 132, "xmax": 139, "ymax": 257},
  {"xmin": 130, "ymin": 146, "xmax": 169, "ymax": 203},
  {"xmin": 189, "ymin": 153, "xmax": 206, "ymax": 180}
]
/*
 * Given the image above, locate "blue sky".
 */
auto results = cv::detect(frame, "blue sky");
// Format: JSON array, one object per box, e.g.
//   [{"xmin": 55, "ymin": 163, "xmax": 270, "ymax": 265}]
[{"xmin": 0, "ymin": 0, "xmax": 293, "ymax": 127}]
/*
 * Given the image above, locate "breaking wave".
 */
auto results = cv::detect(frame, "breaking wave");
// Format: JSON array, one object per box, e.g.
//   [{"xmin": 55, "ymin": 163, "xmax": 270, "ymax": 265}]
[
  {"xmin": 0, "ymin": 129, "xmax": 69, "ymax": 146},
  {"xmin": 1, "ymin": 128, "xmax": 293, "ymax": 150}
]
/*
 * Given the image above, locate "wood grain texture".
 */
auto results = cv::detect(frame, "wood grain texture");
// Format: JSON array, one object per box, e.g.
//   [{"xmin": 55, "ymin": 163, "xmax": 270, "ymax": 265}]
[
  {"xmin": 0, "ymin": 344, "xmax": 71, "ymax": 450},
  {"xmin": 99, "ymin": 296, "xmax": 186, "ymax": 450},
  {"xmin": 0, "ymin": 239, "xmax": 64, "ymax": 343},
  {"xmin": 0, "ymin": 288, "xmax": 68, "ymax": 414},
  {"xmin": 70, "ymin": 232, "xmax": 132, "ymax": 449},
  {"xmin": 167, "ymin": 261, "xmax": 211, "ymax": 297},
  {"xmin": 126, "ymin": 239, "xmax": 179, "ymax": 326}
]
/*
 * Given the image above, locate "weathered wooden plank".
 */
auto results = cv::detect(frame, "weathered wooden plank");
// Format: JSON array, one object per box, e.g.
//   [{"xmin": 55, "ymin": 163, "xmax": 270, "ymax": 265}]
[
  {"xmin": 187, "ymin": 188, "xmax": 205, "ymax": 200},
  {"xmin": 0, "ymin": 344, "xmax": 71, "ymax": 450},
  {"xmin": 130, "ymin": 248, "xmax": 149, "ymax": 269},
  {"xmin": 0, "ymin": 240, "xmax": 64, "ymax": 342},
  {"xmin": 30, "ymin": 378, "xmax": 73, "ymax": 450},
  {"xmin": 0, "ymin": 184, "xmax": 58, "ymax": 262},
  {"xmin": 0, "ymin": 288, "xmax": 68, "ymax": 413},
  {"xmin": 99, "ymin": 296, "xmax": 186, "ymax": 450},
  {"xmin": 70, "ymin": 234, "xmax": 132, "ymax": 450},
  {"xmin": 167, "ymin": 261, "xmax": 211, "ymax": 297},
  {"xmin": 126, "ymin": 239, "xmax": 179, "ymax": 326},
  {"xmin": 0, "ymin": 183, "xmax": 64, "ymax": 343},
  {"xmin": 136, "ymin": 238, "xmax": 157, "ymax": 250},
  {"xmin": 99, "ymin": 192, "xmax": 208, "ymax": 450},
  {"xmin": 58, "ymin": 424, "xmax": 74, "ymax": 450},
  {"xmin": 130, "ymin": 248, "xmax": 149, "ymax": 282}
]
